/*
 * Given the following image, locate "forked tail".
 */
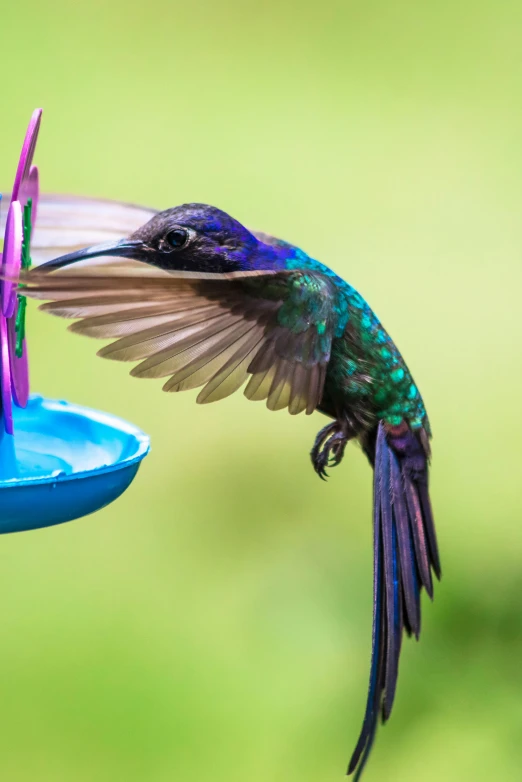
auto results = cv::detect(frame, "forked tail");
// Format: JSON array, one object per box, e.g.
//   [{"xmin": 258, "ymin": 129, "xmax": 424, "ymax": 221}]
[{"xmin": 348, "ymin": 421, "xmax": 440, "ymax": 778}]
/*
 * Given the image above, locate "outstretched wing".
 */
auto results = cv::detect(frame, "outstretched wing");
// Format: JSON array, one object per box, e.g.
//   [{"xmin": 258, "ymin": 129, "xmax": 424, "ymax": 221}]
[
  {"xmin": 0, "ymin": 194, "xmax": 158, "ymax": 264},
  {"xmin": 20, "ymin": 265, "xmax": 339, "ymax": 414}
]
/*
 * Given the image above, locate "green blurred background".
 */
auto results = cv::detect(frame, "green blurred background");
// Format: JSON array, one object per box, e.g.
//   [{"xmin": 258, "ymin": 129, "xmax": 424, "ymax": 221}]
[{"xmin": 1, "ymin": 1, "xmax": 522, "ymax": 779}]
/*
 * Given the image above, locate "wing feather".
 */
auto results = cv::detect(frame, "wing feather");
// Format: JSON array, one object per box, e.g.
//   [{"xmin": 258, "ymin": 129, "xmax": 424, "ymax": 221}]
[
  {"xmin": 163, "ymin": 323, "xmax": 260, "ymax": 392},
  {"xmin": 17, "ymin": 264, "xmax": 339, "ymax": 414},
  {"xmin": 196, "ymin": 329, "xmax": 265, "ymax": 404},
  {"xmin": 1, "ymin": 193, "xmax": 159, "ymax": 264}
]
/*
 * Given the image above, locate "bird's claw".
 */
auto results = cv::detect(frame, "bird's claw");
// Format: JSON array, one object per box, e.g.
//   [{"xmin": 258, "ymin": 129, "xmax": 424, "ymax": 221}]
[{"xmin": 310, "ymin": 422, "xmax": 350, "ymax": 480}]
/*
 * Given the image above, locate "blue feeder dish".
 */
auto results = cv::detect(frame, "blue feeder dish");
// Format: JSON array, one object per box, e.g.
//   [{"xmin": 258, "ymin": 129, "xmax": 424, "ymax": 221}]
[
  {"xmin": 0, "ymin": 396, "xmax": 150, "ymax": 533},
  {"xmin": 0, "ymin": 110, "xmax": 151, "ymax": 533}
]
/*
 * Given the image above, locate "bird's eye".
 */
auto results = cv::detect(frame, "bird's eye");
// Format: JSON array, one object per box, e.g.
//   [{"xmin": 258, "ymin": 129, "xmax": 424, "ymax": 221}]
[{"xmin": 162, "ymin": 228, "xmax": 189, "ymax": 251}]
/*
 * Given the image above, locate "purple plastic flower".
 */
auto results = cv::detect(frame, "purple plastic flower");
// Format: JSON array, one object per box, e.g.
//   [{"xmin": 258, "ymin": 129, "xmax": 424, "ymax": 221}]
[{"xmin": 0, "ymin": 109, "xmax": 41, "ymax": 434}]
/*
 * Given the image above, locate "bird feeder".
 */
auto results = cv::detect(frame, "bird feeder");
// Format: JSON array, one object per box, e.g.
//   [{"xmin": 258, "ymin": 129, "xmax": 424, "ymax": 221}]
[{"xmin": 0, "ymin": 109, "xmax": 150, "ymax": 533}]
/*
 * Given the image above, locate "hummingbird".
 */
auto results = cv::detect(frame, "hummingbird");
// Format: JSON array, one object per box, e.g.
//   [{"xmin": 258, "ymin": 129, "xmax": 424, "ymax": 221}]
[{"xmin": 16, "ymin": 198, "xmax": 440, "ymax": 779}]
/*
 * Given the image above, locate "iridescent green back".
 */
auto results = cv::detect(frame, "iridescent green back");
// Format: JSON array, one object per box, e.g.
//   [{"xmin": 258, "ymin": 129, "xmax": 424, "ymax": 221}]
[{"xmin": 280, "ymin": 245, "xmax": 430, "ymax": 433}]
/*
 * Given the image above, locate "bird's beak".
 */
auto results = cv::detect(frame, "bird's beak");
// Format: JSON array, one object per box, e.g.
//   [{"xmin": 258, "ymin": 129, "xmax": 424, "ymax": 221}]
[{"xmin": 38, "ymin": 239, "xmax": 145, "ymax": 270}]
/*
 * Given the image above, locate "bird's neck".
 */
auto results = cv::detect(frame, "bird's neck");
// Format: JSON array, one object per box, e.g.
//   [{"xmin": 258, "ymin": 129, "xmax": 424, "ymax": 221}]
[{"xmin": 249, "ymin": 240, "xmax": 319, "ymax": 273}]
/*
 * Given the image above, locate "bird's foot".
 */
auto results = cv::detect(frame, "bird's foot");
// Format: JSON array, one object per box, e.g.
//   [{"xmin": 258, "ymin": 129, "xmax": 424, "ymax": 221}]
[{"xmin": 310, "ymin": 420, "xmax": 351, "ymax": 480}]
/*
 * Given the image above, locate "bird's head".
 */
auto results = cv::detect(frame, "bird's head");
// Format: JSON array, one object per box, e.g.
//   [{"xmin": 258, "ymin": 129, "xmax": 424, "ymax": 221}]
[{"xmin": 40, "ymin": 203, "xmax": 260, "ymax": 273}]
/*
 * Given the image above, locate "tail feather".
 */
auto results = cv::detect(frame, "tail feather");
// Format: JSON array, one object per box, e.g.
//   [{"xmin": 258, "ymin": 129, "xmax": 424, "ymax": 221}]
[
  {"xmin": 380, "ymin": 449, "xmax": 403, "ymax": 721},
  {"xmin": 405, "ymin": 481, "xmax": 433, "ymax": 597},
  {"xmin": 417, "ymin": 482, "xmax": 441, "ymax": 579},
  {"xmin": 347, "ymin": 444, "xmax": 386, "ymax": 778},
  {"xmin": 348, "ymin": 421, "xmax": 439, "ymax": 778},
  {"xmin": 391, "ymin": 452, "xmax": 421, "ymax": 638}
]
